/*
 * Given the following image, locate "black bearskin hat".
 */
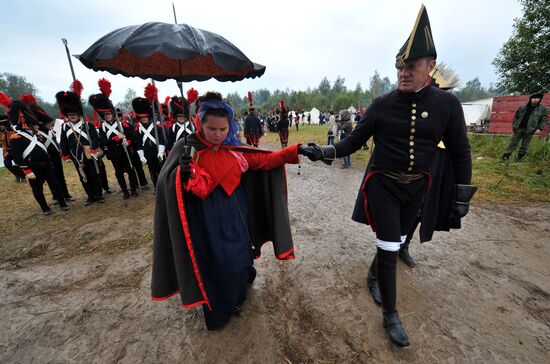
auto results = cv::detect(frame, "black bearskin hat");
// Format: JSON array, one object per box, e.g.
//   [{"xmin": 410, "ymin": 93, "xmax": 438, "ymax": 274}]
[
  {"xmin": 89, "ymin": 93, "xmax": 115, "ymax": 119},
  {"xmin": 7, "ymin": 100, "xmax": 40, "ymax": 129},
  {"xmin": 132, "ymin": 97, "xmax": 153, "ymax": 118},
  {"xmin": 56, "ymin": 91, "xmax": 83, "ymax": 116},
  {"xmin": 170, "ymin": 96, "xmax": 189, "ymax": 118},
  {"xmin": 29, "ymin": 104, "xmax": 54, "ymax": 124}
]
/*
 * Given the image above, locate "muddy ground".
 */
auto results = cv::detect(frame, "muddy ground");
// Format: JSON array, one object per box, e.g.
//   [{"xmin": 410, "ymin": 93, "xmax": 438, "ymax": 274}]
[{"xmin": 0, "ymin": 152, "xmax": 548, "ymax": 363}]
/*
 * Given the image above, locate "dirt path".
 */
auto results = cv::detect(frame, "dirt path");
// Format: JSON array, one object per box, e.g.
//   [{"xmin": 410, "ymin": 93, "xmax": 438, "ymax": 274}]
[{"xmin": 1, "ymin": 156, "xmax": 548, "ymax": 363}]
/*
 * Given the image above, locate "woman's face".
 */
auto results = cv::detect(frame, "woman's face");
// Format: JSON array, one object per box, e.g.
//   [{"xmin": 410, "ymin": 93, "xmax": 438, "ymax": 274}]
[{"xmin": 203, "ymin": 115, "xmax": 229, "ymax": 144}]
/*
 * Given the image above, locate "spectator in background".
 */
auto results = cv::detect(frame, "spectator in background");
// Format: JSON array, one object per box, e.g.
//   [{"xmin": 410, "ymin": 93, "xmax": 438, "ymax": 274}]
[
  {"xmin": 327, "ymin": 110, "xmax": 337, "ymax": 145},
  {"xmin": 502, "ymin": 92, "xmax": 548, "ymax": 162}
]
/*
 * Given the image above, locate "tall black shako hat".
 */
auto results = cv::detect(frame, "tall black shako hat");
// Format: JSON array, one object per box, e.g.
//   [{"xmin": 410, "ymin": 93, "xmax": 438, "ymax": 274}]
[
  {"xmin": 89, "ymin": 93, "xmax": 115, "ymax": 119},
  {"xmin": 56, "ymin": 91, "xmax": 84, "ymax": 116},
  {"xmin": 89, "ymin": 78, "xmax": 115, "ymax": 119},
  {"xmin": 20, "ymin": 94, "xmax": 54, "ymax": 124},
  {"xmin": 395, "ymin": 4, "xmax": 437, "ymax": 68},
  {"xmin": 170, "ymin": 96, "xmax": 189, "ymax": 118},
  {"xmin": 8, "ymin": 100, "xmax": 41, "ymax": 129},
  {"xmin": 132, "ymin": 97, "xmax": 153, "ymax": 119}
]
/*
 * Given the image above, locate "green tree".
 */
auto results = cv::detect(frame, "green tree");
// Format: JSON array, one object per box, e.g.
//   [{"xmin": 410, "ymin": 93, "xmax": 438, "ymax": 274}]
[
  {"xmin": 0, "ymin": 72, "xmax": 38, "ymax": 100},
  {"xmin": 332, "ymin": 76, "xmax": 347, "ymax": 94},
  {"xmin": 454, "ymin": 77, "xmax": 499, "ymax": 102},
  {"xmin": 318, "ymin": 77, "xmax": 331, "ymax": 96},
  {"xmin": 368, "ymin": 71, "xmax": 393, "ymax": 100},
  {"xmin": 493, "ymin": 0, "xmax": 550, "ymax": 93},
  {"xmin": 116, "ymin": 88, "xmax": 137, "ymax": 113},
  {"xmin": 333, "ymin": 93, "xmax": 354, "ymax": 112}
]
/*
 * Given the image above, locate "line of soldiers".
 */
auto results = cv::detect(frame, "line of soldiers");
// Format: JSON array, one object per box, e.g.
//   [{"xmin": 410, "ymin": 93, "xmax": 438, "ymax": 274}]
[
  {"xmin": 266, "ymin": 100, "xmax": 291, "ymax": 148},
  {"xmin": 0, "ymin": 81, "xmax": 196, "ymax": 215}
]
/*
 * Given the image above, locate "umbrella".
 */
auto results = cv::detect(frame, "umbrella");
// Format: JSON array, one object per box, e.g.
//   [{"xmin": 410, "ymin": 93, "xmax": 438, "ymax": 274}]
[{"xmin": 76, "ymin": 22, "xmax": 265, "ymax": 82}]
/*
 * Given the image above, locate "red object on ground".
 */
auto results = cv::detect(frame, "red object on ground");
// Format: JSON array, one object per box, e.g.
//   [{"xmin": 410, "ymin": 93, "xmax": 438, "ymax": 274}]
[{"xmin": 488, "ymin": 93, "xmax": 550, "ymax": 136}]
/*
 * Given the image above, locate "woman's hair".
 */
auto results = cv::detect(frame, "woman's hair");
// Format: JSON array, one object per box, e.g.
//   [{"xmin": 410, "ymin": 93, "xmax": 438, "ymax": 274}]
[{"xmin": 201, "ymin": 92, "xmax": 229, "ymax": 123}]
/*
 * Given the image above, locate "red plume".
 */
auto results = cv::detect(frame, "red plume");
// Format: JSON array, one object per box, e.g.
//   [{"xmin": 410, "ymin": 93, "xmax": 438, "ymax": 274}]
[
  {"xmin": 186, "ymin": 88, "xmax": 199, "ymax": 104},
  {"xmin": 71, "ymin": 80, "xmax": 84, "ymax": 97},
  {"xmin": 20, "ymin": 94, "xmax": 37, "ymax": 105},
  {"xmin": 247, "ymin": 91, "xmax": 253, "ymax": 105},
  {"xmin": 164, "ymin": 96, "xmax": 171, "ymax": 105},
  {"xmin": 280, "ymin": 99, "xmax": 285, "ymax": 109},
  {"xmin": 98, "ymin": 78, "xmax": 112, "ymax": 97},
  {"xmin": 144, "ymin": 83, "xmax": 158, "ymax": 103},
  {"xmin": 0, "ymin": 92, "xmax": 11, "ymax": 109}
]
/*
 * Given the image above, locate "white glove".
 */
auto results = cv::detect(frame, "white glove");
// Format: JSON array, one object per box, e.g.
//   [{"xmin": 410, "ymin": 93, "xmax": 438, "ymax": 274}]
[
  {"xmin": 26, "ymin": 172, "xmax": 36, "ymax": 180},
  {"xmin": 137, "ymin": 150, "xmax": 147, "ymax": 164},
  {"xmin": 122, "ymin": 139, "xmax": 129, "ymax": 148},
  {"xmin": 157, "ymin": 145, "xmax": 166, "ymax": 161}
]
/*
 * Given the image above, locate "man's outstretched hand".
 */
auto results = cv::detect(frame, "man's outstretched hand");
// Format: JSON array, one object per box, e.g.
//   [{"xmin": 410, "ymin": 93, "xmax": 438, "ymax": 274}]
[
  {"xmin": 298, "ymin": 143, "xmax": 334, "ymax": 165},
  {"xmin": 298, "ymin": 143, "xmax": 323, "ymax": 161}
]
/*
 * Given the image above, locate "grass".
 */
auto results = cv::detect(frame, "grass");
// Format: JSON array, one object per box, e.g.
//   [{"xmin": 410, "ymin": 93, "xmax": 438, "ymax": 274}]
[{"xmin": 262, "ymin": 124, "xmax": 550, "ymax": 203}]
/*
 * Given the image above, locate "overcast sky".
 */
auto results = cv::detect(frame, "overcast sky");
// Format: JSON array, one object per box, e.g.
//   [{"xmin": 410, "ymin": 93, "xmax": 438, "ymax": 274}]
[{"xmin": 2, "ymin": 0, "xmax": 522, "ymax": 105}]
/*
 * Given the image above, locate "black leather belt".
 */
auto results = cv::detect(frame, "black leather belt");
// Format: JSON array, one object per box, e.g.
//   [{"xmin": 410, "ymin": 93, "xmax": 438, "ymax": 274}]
[{"xmin": 383, "ymin": 171, "xmax": 425, "ymax": 184}]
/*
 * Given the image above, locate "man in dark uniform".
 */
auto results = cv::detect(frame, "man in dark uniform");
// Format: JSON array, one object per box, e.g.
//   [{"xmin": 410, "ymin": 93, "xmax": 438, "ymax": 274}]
[
  {"xmin": 28, "ymin": 100, "xmax": 75, "ymax": 203},
  {"xmin": 90, "ymin": 92, "xmax": 139, "ymax": 199},
  {"xmin": 167, "ymin": 95, "xmax": 194, "ymax": 150},
  {"xmin": 502, "ymin": 92, "xmax": 548, "ymax": 162},
  {"xmin": 57, "ymin": 91, "xmax": 104, "ymax": 205},
  {"xmin": 0, "ymin": 114, "xmax": 27, "ymax": 183},
  {"xmin": 301, "ymin": 5, "xmax": 476, "ymax": 347},
  {"xmin": 7, "ymin": 100, "xmax": 69, "ymax": 215},
  {"xmin": 278, "ymin": 100, "xmax": 290, "ymax": 148},
  {"xmin": 133, "ymin": 97, "xmax": 166, "ymax": 189},
  {"xmin": 120, "ymin": 109, "xmax": 149, "ymax": 189},
  {"xmin": 243, "ymin": 92, "xmax": 262, "ymax": 147}
]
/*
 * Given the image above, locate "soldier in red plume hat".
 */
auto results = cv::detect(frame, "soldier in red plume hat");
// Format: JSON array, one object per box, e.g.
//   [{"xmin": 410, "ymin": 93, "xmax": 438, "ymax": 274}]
[
  {"xmin": 7, "ymin": 98, "xmax": 70, "ymax": 215},
  {"xmin": 167, "ymin": 95, "xmax": 194, "ymax": 150},
  {"xmin": 22, "ymin": 94, "xmax": 75, "ymax": 203},
  {"xmin": 90, "ymin": 79, "xmax": 140, "ymax": 199},
  {"xmin": 300, "ymin": 5, "xmax": 476, "ymax": 347},
  {"xmin": 277, "ymin": 100, "xmax": 290, "ymax": 148},
  {"xmin": 132, "ymin": 94, "xmax": 166, "ymax": 189},
  {"xmin": 0, "ymin": 110, "xmax": 27, "ymax": 183},
  {"xmin": 243, "ymin": 91, "xmax": 262, "ymax": 147},
  {"xmin": 57, "ymin": 89, "xmax": 105, "ymax": 205}
]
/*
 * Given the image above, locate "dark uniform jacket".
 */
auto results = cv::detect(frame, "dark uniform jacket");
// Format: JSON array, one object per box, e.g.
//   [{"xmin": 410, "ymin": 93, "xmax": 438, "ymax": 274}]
[
  {"xmin": 9, "ymin": 129, "xmax": 50, "ymax": 171},
  {"xmin": 98, "ymin": 120, "xmax": 136, "ymax": 160},
  {"xmin": 335, "ymin": 85, "xmax": 471, "ymax": 184},
  {"xmin": 135, "ymin": 122, "xmax": 166, "ymax": 161},
  {"xmin": 60, "ymin": 119, "xmax": 101, "ymax": 160},
  {"xmin": 37, "ymin": 127, "xmax": 61, "ymax": 157}
]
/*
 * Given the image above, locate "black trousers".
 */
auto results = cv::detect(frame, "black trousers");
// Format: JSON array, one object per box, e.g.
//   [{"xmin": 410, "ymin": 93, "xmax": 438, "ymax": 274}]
[
  {"xmin": 366, "ymin": 173, "xmax": 428, "ymax": 314},
  {"xmin": 110, "ymin": 154, "xmax": 138, "ymax": 192},
  {"xmin": 29, "ymin": 163, "xmax": 66, "ymax": 211},
  {"xmin": 49, "ymin": 151, "xmax": 71, "ymax": 198},
  {"xmin": 146, "ymin": 156, "xmax": 163, "ymax": 187},
  {"xmin": 72, "ymin": 157, "xmax": 103, "ymax": 201},
  {"xmin": 129, "ymin": 147, "xmax": 148, "ymax": 186},
  {"xmin": 99, "ymin": 159, "xmax": 110, "ymax": 191},
  {"xmin": 367, "ymin": 174, "xmax": 428, "ymax": 242},
  {"xmin": 4, "ymin": 155, "xmax": 26, "ymax": 179}
]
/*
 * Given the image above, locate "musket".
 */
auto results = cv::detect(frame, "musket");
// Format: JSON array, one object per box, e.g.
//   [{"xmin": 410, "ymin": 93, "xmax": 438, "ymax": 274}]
[
  {"xmin": 112, "ymin": 112, "xmax": 134, "ymax": 170},
  {"xmin": 61, "ymin": 38, "xmax": 100, "ymax": 175},
  {"xmin": 151, "ymin": 80, "xmax": 169, "ymax": 145},
  {"xmin": 148, "ymin": 81, "xmax": 164, "ymax": 162}
]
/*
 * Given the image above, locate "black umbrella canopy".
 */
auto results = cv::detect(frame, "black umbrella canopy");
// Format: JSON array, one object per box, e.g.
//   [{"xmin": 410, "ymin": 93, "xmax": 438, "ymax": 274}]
[{"xmin": 76, "ymin": 22, "xmax": 266, "ymax": 82}]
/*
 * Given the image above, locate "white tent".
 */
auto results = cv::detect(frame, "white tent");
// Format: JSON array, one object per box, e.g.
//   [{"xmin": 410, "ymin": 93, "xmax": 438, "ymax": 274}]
[
  {"xmin": 461, "ymin": 98, "xmax": 492, "ymax": 125},
  {"xmin": 308, "ymin": 107, "xmax": 320, "ymax": 124},
  {"xmin": 0, "ymin": 147, "xmax": 4, "ymax": 167}
]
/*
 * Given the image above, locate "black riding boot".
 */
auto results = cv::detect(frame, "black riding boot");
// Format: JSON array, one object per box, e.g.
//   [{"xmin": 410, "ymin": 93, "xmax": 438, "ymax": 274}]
[
  {"xmin": 367, "ymin": 254, "xmax": 382, "ymax": 306},
  {"xmin": 377, "ymin": 248, "xmax": 410, "ymax": 347},
  {"xmin": 399, "ymin": 220, "xmax": 418, "ymax": 267}
]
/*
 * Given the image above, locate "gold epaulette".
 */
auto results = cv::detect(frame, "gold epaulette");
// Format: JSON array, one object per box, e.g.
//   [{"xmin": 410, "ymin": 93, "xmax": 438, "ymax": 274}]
[{"xmin": 9, "ymin": 133, "xmax": 21, "ymax": 140}]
